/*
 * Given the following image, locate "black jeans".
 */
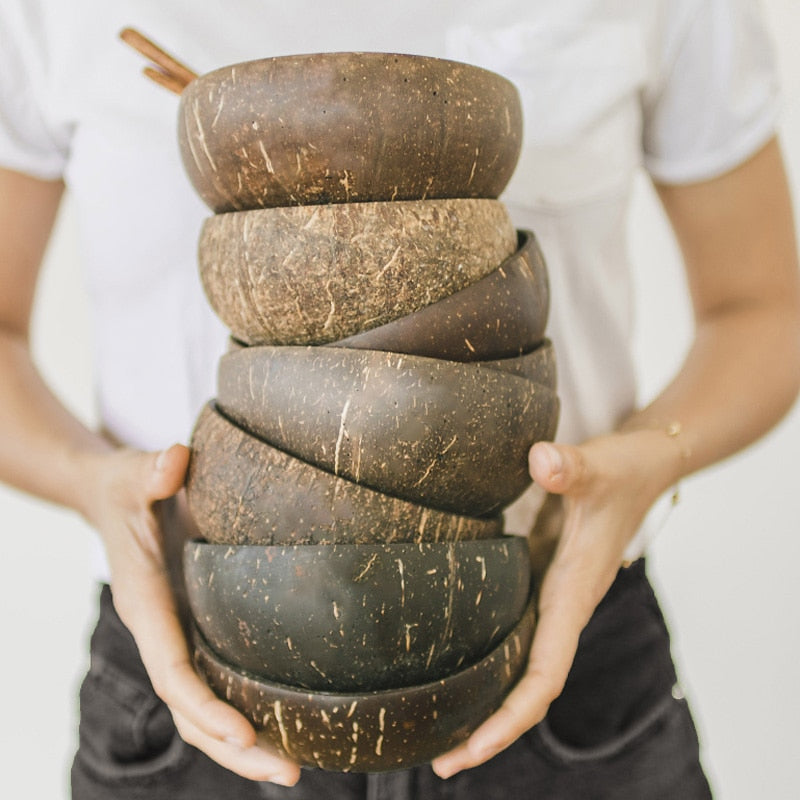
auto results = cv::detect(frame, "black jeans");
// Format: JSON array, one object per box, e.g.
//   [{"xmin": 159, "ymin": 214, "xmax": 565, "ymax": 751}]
[{"xmin": 71, "ymin": 560, "xmax": 713, "ymax": 799}]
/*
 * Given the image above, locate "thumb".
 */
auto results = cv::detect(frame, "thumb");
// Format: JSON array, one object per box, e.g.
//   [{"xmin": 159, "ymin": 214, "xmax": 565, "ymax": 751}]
[
  {"xmin": 147, "ymin": 443, "xmax": 191, "ymax": 501},
  {"xmin": 528, "ymin": 441, "xmax": 588, "ymax": 495}
]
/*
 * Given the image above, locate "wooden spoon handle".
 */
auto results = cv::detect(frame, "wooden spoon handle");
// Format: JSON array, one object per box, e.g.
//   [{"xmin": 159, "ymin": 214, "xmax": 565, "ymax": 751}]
[
  {"xmin": 119, "ymin": 27, "xmax": 198, "ymax": 90},
  {"xmin": 142, "ymin": 66, "xmax": 189, "ymax": 96}
]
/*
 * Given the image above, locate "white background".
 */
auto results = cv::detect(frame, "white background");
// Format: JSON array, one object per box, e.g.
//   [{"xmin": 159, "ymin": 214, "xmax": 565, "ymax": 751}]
[{"xmin": 1, "ymin": 1, "xmax": 798, "ymax": 796}]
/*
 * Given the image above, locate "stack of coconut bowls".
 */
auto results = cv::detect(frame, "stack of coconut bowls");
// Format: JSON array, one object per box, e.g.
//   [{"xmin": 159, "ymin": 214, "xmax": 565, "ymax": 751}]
[{"xmin": 177, "ymin": 52, "xmax": 558, "ymax": 772}]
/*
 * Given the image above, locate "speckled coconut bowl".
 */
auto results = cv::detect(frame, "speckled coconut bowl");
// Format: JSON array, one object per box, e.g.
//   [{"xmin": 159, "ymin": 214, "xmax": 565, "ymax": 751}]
[
  {"xmin": 184, "ymin": 537, "xmax": 530, "ymax": 692},
  {"xmin": 334, "ymin": 230, "xmax": 550, "ymax": 361},
  {"xmin": 228, "ymin": 336, "xmax": 559, "ymax": 392},
  {"xmin": 185, "ymin": 404, "xmax": 503, "ymax": 546},
  {"xmin": 178, "ymin": 51, "xmax": 523, "ymax": 213},
  {"xmin": 216, "ymin": 346, "xmax": 559, "ymax": 517},
  {"xmin": 198, "ymin": 198, "xmax": 515, "ymax": 347},
  {"xmin": 193, "ymin": 588, "xmax": 535, "ymax": 772},
  {"xmin": 481, "ymin": 340, "xmax": 557, "ymax": 389}
]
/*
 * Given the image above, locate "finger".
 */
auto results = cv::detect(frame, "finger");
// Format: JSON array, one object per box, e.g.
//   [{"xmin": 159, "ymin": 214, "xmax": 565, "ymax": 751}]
[
  {"xmin": 172, "ymin": 709, "xmax": 300, "ymax": 785},
  {"xmin": 117, "ymin": 569, "xmax": 257, "ymax": 750},
  {"xmin": 431, "ymin": 562, "xmax": 595, "ymax": 778},
  {"xmin": 528, "ymin": 442, "xmax": 590, "ymax": 495},
  {"xmin": 430, "ymin": 660, "xmax": 558, "ymax": 779},
  {"xmin": 147, "ymin": 443, "xmax": 190, "ymax": 501}
]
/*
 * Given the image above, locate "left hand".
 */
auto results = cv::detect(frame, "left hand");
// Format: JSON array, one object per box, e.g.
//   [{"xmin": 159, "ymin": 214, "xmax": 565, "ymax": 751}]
[
  {"xmin": 431, "ymin": 428, "xmax": 682, "ymax": 778},
  {"xmin": 82, "ymin": 443, "xmax": 301, "ymax": 785}
]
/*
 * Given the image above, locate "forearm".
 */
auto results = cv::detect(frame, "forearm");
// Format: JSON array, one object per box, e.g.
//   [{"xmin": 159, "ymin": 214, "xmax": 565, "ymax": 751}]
[
  {"xmin": 618, "ymin": 137, "xmax": 800, "ymax": 499},
  {"xmin": 620, "ymin": 298, "xmax": 800, "ymax": 490},
  {"xmin": 0, "ymin": 329, "xmax": 111, "ymax": 517},
  {"xmin": 0, "ymin": 169, "xmax": 112, "ymax": 517},
  {"xmin": 433, "ymin": 140, "xmax": 800, "ymax": 783}
]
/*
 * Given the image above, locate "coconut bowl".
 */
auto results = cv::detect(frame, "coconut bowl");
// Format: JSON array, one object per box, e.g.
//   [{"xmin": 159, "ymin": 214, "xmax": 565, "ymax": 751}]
[
  {"xmin": 184, "ymin": 538, "xmax": 529, "ymax": 692},
  {"xmin": 216, "ymin": 346, "xmax": 559, "ymax": 516},
  {"xmin": 334, "ymin": 230, "xmax": 549, "ymax": 361},
  {"xmin": 193, "ymin": 589, "xmax": 535, "ymax": 771},
  {"xmin": 481, "ymin": 340, "xmax": 557, "ymax": 389},
  {"xmin": 228, "ymin": 336, "xmax": 558, "ymax": 392},
  {"xmin": 185, "ymin": 404, "xmax": 502, "ymax": 546},
  {"xmin": 198, "ymin": 198, "xmax": 515, "ymax": 347},
  {"xmin": 178, "ymin": 51, "xmax": 523, "ymax": 212}
]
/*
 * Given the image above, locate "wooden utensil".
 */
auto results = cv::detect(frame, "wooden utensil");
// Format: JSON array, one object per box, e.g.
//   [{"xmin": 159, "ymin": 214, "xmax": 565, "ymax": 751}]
[{"xmin": 119, "ymin": 27, "xmax": 197, "ymax": 94}]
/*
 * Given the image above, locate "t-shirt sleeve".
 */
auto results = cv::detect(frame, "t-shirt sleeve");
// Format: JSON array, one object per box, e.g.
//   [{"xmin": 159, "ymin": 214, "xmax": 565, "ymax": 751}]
[
  {"xmin": 0, "ymin": 10, "xmax": 70, "ymax": 179},
  {"xmin": 642, "ymin": 0, "xmax": 780, "ymax": 185}
]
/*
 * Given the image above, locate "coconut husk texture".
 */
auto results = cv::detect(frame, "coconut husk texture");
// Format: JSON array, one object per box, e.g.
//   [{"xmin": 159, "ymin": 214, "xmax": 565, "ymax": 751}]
[
  {"xmin": 184, "ymin": 538, "xmax": 530, "ymax": 692},
  {"xmin": 178, "ymin": 51, "xmax": 523, "ymax": 212},
  {"xmin": 335, "ymin": 229, "xmax": 549, "ymax": 361},
  {"xmin": 185, "ymin": 404, "xmax": 503, "ymax": 546},
  {"xmin": 198, "ymin": 198, "xmax": 516, "ymax": 346},
  {"xmin": 216, "ymin": 347, "xmax": 559, "ymax": 517},
  {"xmin": 193, "ymin": 589, "xmax": 536, "ymax": 772}
]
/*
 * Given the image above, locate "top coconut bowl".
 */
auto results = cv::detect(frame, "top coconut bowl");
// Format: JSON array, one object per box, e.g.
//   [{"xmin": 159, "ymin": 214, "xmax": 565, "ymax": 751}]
[{"xmin": 178, "ymin": 51, "xmax": 523, "ymax": 212}]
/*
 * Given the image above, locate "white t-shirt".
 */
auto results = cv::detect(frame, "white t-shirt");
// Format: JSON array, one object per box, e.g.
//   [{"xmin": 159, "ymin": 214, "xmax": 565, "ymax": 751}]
[{"xmin": 0, "ymin": 0, "xmax": 779, "ymax": 570}]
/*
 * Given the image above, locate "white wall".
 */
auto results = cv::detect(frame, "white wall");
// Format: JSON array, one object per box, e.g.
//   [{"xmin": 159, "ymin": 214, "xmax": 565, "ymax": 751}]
[{"xmin": 1, "ymin": 2, "xmax": 798, "ymax": 796}]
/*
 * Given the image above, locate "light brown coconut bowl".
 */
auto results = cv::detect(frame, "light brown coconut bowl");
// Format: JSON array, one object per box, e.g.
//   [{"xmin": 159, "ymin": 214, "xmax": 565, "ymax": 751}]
[
  {"xmin": 198, "ymin": 198, "xmax": 516, "ymax": 347},
  {"xmin": 178, "ymin": 51, "xmax": 523, "ymax": 212}
]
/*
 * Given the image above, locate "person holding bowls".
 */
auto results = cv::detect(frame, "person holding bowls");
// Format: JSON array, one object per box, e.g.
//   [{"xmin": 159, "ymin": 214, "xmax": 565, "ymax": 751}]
[{"xmin": 1, "ymin": 1, "xmax": 798, "ymax": 797}]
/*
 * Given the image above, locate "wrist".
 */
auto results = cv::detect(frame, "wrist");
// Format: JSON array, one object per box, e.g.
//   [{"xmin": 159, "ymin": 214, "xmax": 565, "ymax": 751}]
[
  {"xmin": 61, "ymin": 437, "xmax": 117, "ymax": 525},
  {"xmin": 609, "ymin": 426, "xmax": 688, "ymax": 518}
]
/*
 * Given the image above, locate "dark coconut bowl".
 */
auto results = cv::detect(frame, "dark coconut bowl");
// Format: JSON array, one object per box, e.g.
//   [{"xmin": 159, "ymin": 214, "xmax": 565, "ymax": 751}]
[
  {"xmin": 334, "ymin": 230, "xmax": 550, "ymax": 361},
  {"xmin": 216, "ymin": 346, "xmax": 559, "ymax": 517},
  {"xmin": 185, "ymin": 404, "xmax": 503, "ymax": 546},
  {"xmin": 228, "ymin": 336, "xmax": 559, "ymax": 393},
  {"xmin": 184, "ymin": 537, "xmax": 530, "ymax": 692},
  {"xmin": 193, "ymin": 589, "xmax": 536, "ymax": 772},
  {"xmin": 198, "ymin": 198, "xmax": 515, "ymax": 347},
  {"xmin": 178, "ymin": 51, "xmax": 523, "ymax": 213},
  {"xmin": 481, "ymin": 340, "xmax": 557, "ymax": 389}
]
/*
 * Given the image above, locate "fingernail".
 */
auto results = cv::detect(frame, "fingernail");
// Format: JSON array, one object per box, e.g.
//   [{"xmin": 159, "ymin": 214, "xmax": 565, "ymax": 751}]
[
  {"xmin": 271, "ymin": 775, "xmax": 297, "ymax": 788},
  {"xmin": 224, "ymin": 736, "xmax": 246, "ymax": 749},
  {"xmin": 155, "ymin": 450, "xmax": 168, "ymax": 472},
  {"xmin": 433, "ymin": 762, "xmax": 455, "ymax": 780},
  {"xmin": 542, "ymin": 444, "xmax": 563, "ymax": 475}
]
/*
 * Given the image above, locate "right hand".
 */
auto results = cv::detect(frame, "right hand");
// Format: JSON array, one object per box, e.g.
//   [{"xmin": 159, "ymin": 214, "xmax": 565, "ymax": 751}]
[{"xmin": 80, "ymin": 442, "xmax": 301, "ymax": 786}]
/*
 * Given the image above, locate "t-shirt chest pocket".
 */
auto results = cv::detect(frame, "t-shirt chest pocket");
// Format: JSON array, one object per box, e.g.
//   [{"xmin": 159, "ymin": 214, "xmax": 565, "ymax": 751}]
[{"xmin": 446, "ymin": 21, "xmax": 647, "ymax": 210}]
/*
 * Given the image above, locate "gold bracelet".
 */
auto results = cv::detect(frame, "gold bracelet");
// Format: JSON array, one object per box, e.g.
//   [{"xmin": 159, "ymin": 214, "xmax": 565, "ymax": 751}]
[
  {"xmin": 621, "ymin": 421, "xmax": 690, "ymax": 569},
  {"xmin": 665, "ymin": 420, "xmax": 692, "ymax": 506},
  {"xmin": 665, "ymin": 420, "xmax": 692, "ymax": 462}
]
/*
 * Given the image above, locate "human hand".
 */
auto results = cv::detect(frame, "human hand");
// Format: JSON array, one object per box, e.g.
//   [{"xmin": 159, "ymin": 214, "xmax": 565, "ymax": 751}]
[
  {"xmin": 80, "ymin": 443, "xmax": 301, "ymax": 786},
  {"xmin": 431, "ymin": 429, "xmax": 682, "ymax": 778}
]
